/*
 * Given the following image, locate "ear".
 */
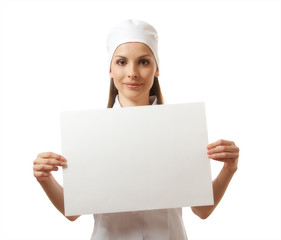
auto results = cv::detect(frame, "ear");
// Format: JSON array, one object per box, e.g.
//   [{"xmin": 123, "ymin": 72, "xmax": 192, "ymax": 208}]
[
  {"xmin": 155, "ymin": 68, "xmax": 160, "ymax": 77},
  {"xmin": 110, "ymin": 68, "xmax": 113, "ymax": 78}
]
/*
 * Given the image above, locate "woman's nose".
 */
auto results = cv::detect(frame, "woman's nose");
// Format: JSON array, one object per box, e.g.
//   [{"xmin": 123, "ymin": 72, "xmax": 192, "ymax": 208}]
[{"xmin": 128, "ymin": 64, "xmax": 138, "ymax": 79}]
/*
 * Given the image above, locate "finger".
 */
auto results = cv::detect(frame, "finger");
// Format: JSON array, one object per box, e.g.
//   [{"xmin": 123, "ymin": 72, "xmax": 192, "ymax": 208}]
[
  {"xmin": 34, "ymin": 171, "xmax": 50, "ymax": 178},
  {"xmin": 207, "ymin": 139, "xmax": 235, "ymax": 149},
  {"xmin": 34, "ymin": 157, "xmax": 66, "ymax": 167},
  {"xmin": 34, "ymin": 164, "xmax": 59, "ymax": 172},
  {"xmin": 207, "ymin": 145, "xmax": 239, "ymax": 155},
  {"xmin": 208, "ymin": 152, "xmax": 239, "ymax": 160},
  {"xmin": 38, "ymin": 152, "xmax": 66, "ymax": 161}
]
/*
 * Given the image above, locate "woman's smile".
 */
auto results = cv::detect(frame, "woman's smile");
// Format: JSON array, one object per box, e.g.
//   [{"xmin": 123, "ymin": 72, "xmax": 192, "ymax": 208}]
[{"xmin": 124, "ymin": 82, "xmax": 143, "ymax": 89}]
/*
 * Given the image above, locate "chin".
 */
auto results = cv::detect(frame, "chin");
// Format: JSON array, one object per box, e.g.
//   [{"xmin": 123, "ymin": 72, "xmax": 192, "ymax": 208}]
[
  {"xmin": 124, "ymin": 92, "xmax": 141, "ymax": 101},
  {"xmin": 122, "ymin": 90, "xmax": 147, "ymax": 101}
]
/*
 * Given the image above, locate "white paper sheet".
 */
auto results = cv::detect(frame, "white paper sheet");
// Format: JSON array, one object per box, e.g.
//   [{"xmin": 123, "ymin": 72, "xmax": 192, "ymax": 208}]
[{"xmin": 61, "ymin": 102, "xmax": 213, "ymax": 216}]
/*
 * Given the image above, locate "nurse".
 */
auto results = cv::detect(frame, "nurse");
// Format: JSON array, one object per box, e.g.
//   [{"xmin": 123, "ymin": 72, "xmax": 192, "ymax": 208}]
[{"xmin": 33, "ymin": 19, "xmax": 240, "ymax": 240}]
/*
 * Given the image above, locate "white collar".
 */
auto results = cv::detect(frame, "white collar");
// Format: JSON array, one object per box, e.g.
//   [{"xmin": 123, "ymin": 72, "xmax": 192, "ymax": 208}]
[{"xmin": 113, "ymin": 95, "xmax": 157, "ymax": 108}]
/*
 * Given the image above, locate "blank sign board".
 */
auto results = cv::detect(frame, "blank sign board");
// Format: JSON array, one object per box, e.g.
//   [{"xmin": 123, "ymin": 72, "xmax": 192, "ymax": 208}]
[{"xmin": 61, "ymin": 102, "xmax": 213, "ymax": 216}]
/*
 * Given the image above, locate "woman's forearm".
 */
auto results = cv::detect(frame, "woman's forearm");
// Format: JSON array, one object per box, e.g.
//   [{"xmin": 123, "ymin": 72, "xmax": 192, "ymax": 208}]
[
  {"xmin": 38, "ymin": 174, "xmax": 80, "ymax": 221},
  {"xmin": 191, "ymin": 164, "xmax": 237, "ymax": 219}
]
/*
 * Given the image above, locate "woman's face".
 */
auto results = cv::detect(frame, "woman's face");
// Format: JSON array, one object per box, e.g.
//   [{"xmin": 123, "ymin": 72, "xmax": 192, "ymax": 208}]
[{"xmin": 110, "ymin": 42, "xmax": 159, "ymax": 106}]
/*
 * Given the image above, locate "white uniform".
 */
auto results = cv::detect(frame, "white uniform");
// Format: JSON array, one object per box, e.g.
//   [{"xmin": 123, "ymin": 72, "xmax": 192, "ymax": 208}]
[{"xmin": 90, "ymin": 96, "xmax": 188, "ymax": 240}]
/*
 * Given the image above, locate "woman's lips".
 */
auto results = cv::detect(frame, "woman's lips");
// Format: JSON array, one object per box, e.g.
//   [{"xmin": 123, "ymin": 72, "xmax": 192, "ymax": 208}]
[{"xmin": 124, "ymin": 83, "xmax": 143, "ymax": 89}]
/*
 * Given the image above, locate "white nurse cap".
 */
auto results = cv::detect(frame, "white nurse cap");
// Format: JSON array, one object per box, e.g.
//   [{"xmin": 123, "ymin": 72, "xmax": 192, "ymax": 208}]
[{"xmin": 106, "ymin": 19, "xmax": 159, "ymax": 72}]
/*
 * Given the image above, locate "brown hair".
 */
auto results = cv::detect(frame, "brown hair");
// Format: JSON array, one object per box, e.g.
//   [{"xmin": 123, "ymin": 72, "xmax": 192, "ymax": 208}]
[{"xmin": 107, "ymin": 77, "xmax": 164, "ymax": 108}]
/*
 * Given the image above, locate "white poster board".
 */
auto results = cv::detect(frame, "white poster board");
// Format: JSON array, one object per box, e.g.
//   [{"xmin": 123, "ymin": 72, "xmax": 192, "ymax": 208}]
[{"xmin": 61, "ymin": 102, "xmax": 213, "ymax": 216}]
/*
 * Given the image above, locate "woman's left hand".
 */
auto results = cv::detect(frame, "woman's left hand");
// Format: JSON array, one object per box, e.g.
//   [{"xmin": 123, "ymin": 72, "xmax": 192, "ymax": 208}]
[{"xmin": 207, "ymin": 139, "xmax": 239, "ymax": 172}]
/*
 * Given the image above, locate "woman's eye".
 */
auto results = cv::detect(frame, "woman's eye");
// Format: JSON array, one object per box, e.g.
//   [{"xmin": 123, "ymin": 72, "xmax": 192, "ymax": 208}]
[
  {"xmin": 117, "ymin": 60, "xmax": 127, "ymax": 65},
  {"xmin": 140, "ymin": 59, "xmax": 149, "ymax": 65}
]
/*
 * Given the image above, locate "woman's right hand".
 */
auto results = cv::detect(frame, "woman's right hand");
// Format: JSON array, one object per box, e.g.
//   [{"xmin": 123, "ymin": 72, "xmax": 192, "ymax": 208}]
[{"xmin": 33, "ymin": 152, "xmax": 66, "ymax": 182}]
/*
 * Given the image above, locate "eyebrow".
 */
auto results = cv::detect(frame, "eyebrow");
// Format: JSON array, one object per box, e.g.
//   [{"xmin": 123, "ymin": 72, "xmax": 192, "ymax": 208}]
[{"xmin": 114, "ymin": 54, "xmax": 153, "ymax": 59}]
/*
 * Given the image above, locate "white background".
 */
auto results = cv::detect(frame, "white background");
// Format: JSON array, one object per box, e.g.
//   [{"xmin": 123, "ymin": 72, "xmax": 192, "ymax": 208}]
[{"xmin": 0, "ymin": 0, "xmax": 280, "ymax": 239}]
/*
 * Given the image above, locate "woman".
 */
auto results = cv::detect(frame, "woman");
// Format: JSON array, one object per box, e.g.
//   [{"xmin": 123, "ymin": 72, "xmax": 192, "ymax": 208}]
[{"xmin": 33, "ymin": 19, "xmax": 239, "ymax": 240}]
